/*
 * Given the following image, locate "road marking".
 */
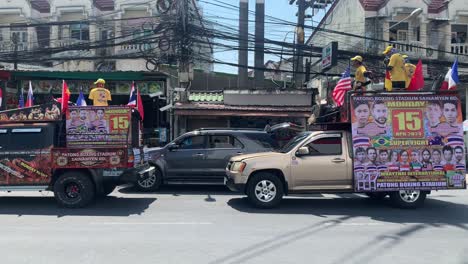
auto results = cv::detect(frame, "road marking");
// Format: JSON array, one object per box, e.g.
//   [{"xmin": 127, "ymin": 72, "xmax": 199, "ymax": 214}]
[{"xmin": 91, "ymin": 222, "xmax": 213, "ymax": 225}]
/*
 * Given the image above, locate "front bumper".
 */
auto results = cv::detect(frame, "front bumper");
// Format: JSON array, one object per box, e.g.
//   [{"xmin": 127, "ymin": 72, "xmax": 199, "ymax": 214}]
[
  {"xmin": 224, "ymin": 169, "xmax": 246, "ymax": 193},
  {"xmin": 118, "ymin": 163, "xmax": 155, "ymax": 184}
]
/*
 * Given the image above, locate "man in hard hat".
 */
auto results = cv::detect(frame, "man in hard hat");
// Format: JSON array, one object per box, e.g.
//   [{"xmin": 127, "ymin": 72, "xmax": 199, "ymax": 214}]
[
  {"xmin": 402, "ymin": 54, "xmax": 416, "ymax": 80},
  {"xmin": 382, "ymin": 46, "xmax": 408, "ymax": 90},
  {"xmin": 351, "ymin": 55, "xmax": 369, "ymax": 92},
  {"xmin": 89, "ymin": 78, "xmax": 111, "ymax": 106}
]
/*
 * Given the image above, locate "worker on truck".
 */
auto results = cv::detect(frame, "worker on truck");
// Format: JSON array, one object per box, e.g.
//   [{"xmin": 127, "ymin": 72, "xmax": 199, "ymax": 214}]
[
  {"xmin": 383, "ymin": 46, "xmax": 408, "ymax": 90},
  {"xmin": 350, "ymin": 55, "xmax": 369, "ymax": 92}
]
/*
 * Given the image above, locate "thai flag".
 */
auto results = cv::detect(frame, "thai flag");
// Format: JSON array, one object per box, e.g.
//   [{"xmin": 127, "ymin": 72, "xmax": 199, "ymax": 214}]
[
  {"xmin": 455, "ymin": 164, "xmax": 465, "ymax": 171},
  {"xmin": 76, "ymin": 89, "xmax": 87, "ymax": 106},
  {"xmin": 440, "ymin": 58, "xmax": 459, "ymax": 90},
  {"xmin": 433, "ymin": 164, "xmax": 444, "ymax": 171},
  {"xmin": 353, "ymin": 136, "xmax": 371, "ymax": 147},
  {"xmin": 128, "ymin": 82, "xmax": 136, "ymax": 106},
  {"xmin": 25, "ymin": 81, "xmax": 33, "ymax": 107},
  {"xmin": 446, "ymin": 134, "xmax": 464, "ymax": 147}
]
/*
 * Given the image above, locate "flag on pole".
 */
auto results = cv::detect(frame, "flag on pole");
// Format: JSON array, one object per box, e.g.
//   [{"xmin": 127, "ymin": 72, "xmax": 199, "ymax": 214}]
[
  {"xmin": 61, "ymin": 80, "xmax": 70, "ymax": 113},
  {"xmin": 137, "ymin": 88, "xmax": 144, "ymax": 121},
  {"xmin": 331, "ymin": 67, "xmax": 352, "ymax": 107},
  {"xmin": 128, "ymin": 81, "xmax": 137, "ymax": 106},
  {"xmin": 440, "ymin": 58, "xmax": 459, "ymax": 90},
  {"xmin": 0, "ymin": 88, "xmax": 3, "ymax": 108},
  {"xmin": 76, "ymin": 88, "xmax": 87, "ymax": 106},
  {"xmin": 407, "ymin": 59, "xmax": 424, "ymax": 91},
  {"xmin": 25, "ymin": 81, "xmax": 34, "ymax": 107},
  {"xmin": 19, "ymin": 87, "xmax": 24, "ymax": 108}
]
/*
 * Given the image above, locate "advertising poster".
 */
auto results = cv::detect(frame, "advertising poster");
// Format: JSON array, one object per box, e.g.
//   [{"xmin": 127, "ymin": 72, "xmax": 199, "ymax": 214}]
[
  {"xmin": 0, "ymin": 102, "xmax": 61, "ymax": 122},
  {"xmin": 66, "ymin": 106, "xmax": 131, "ymax": 147},
  {"xmin": 0, "ymin": 150, "xmax": 52, "ymax": 185},
  {"xmin": 52, "ymin": 148, "xmax": 127, "ymax": 169},
  {"xmin": 351, "ymin": 95, "xmax": 466, "ymax": 192}
]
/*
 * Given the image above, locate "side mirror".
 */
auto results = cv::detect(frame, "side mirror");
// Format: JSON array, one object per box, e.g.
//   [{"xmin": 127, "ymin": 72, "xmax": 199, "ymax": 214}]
[
  {"xmin": 167, "ymin": 143, "xmax": 179, "ymax": 151},
  {"xmin": 296, "ymin": 146, "xmax": 310, "ymax": 156}
]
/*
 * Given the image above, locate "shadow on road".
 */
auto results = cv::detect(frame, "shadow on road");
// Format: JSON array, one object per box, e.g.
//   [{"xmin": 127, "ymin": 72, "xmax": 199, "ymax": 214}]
[
  {"xmin": 0, "ymin": 196, "xmax": 156, "ymax": 217},
  {"xmin": 119, "ymin": 185, "xmax": 235, "ymax": 196},
  {"xmin": 227, "ymin": 195, "xmax": 468, "ymax": 227},
  {"xmin": 211, "ymin": 195, "xmax": 468, "ymax": 264}
]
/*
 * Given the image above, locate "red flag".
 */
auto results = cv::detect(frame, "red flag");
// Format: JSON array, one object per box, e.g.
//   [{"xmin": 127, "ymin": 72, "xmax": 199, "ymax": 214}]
[
  {"xmin": 407, "ymin": 59, "xmax": 424, "ymax": 91},
  {"xmin": 384, "ymin": 70, "xmax": 392, "ymax": 91},
  {"xmin": 137, "ymin": 89, "xmax": 144, "ymax": 121},
  {"xmin": 62, "ymin": 80, "xmax": 70, "ymax": 113}
]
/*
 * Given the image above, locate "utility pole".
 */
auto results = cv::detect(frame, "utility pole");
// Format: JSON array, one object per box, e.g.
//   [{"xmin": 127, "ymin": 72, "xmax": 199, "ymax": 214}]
[
  {"xmin": 12, "ymin": 33, "xmax": 18, "ymax": 70},
  {"xmin": 254, "ymin": 0, "xmax": 265, "ymax": 89},
  {"xmin": 178, "ymin": 0, "xmax": 192, "ymax": 102},
  {"xmin": 238, "ymin": 0, "xmax": 249, "ymax": 89},
  {"xmin": 294, "ymin": 0, "xmax": 306, "ymax": 88}
]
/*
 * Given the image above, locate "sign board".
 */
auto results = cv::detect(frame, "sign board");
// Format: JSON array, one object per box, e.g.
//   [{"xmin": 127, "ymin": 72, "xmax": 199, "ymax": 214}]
[
  {"xmin": 321, "ymin": 41, "xmax": 338, "ymax": 71},
  {"xmin": 66, "ymin": 106, "xmax": 132, "ymax": 147},
  {"xmin": 52, "ymin": 148, "xmax": 127, "ymax": 169},
  {"xmin": 351, "ymin": 94, "xmax": 466, "ymax": 192},
  {"xmin": 174, "ymin": 87, "xmax": 186, "ymax": 92}
]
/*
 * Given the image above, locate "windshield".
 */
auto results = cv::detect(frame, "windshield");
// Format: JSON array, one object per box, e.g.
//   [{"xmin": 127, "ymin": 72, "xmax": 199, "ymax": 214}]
[{"xmin": 280, "ymin": 132, "xmax": 311, "ymax": 153}]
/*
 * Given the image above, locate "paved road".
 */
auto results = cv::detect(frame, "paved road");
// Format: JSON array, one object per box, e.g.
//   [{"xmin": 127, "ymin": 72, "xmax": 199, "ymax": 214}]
[{"xmin": 0, "ymin": 186, "xmax": 466, "ymax": 264}]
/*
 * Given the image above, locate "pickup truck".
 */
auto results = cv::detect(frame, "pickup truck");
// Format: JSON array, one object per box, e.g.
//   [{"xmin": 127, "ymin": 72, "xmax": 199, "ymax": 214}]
[{"xmin": 225, "ymin": 93, "xmax": 467, "ymax": 209}]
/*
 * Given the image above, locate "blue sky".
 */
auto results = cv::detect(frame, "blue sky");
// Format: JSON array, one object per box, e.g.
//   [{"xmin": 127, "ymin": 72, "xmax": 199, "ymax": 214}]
[{"xmin": 198, "ymin": 0, "xmax": 324, "ymax": 73}]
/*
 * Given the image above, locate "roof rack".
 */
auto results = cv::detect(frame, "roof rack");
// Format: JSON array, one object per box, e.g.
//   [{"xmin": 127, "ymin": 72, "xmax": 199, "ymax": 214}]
[{"xmin": 194, "ymin": 127, "xmax": 264, "ymax": 132}]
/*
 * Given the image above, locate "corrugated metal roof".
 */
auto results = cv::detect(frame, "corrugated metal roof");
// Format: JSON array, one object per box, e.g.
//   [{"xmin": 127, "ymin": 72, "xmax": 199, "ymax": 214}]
[{"xmin": 174, "ymin": 103, "xmax": 311, "ymax": 112}]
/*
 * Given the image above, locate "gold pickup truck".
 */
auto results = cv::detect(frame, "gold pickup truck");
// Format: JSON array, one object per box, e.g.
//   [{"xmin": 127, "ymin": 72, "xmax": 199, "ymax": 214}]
[{"xmin": 226, "ymin": 129, "xmax": 436, "ymax": 209}]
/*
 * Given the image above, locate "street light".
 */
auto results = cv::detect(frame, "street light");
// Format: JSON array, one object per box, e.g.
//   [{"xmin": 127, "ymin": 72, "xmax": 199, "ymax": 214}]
[{"xmin": 386, "ymin": 8, "xmax": 423, "ymax": 31}]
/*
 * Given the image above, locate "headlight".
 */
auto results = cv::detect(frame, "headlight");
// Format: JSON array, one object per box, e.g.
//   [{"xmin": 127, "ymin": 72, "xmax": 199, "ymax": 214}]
[{"xmin": 231, "ymin": 162, "xmax": 246, "ymax": 173}]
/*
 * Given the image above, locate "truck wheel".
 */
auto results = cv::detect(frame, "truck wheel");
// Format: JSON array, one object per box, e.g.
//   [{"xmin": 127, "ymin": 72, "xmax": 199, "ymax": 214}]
[
  {"xmin": 54, "ymin": 172, "xmax": 96, "ymax": 208},
  {"xmin": 247, "ymin": 172, "xmax": 284, "ymax": 209},
  {"xmin": 100, "ymin": 182, "xmax": 117, "ymax": 197},
  {"xmin": 135, "ymin": 168, "xmax": 162, "ymax": 192},
  {"xmin": 365, "ymin": 192, "xmax": 387, "ymax": 200},
  {"xmin": 390, "ymin": 190, "xmax": 426, "ymax": 209}
]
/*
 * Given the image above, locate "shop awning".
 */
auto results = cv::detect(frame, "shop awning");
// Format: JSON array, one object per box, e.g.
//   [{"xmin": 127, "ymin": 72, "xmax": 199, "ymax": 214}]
[
  {"xmin": 174, "ymin": 103, "xmax": 311, "ymax": 117},
  {"xmin": 11, "ymin": 71, "xmax": 167, "ymax": 81}
]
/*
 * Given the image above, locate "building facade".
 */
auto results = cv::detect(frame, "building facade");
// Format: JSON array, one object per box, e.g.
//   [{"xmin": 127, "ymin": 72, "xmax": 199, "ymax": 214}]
[{"xmin": 0, "ymin": 0, "xmax": 213, "ymax": 72}]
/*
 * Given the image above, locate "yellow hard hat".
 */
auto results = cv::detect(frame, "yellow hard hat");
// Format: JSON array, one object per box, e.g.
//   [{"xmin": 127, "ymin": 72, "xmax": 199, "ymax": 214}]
[
  {"xmin": 350, "ymin": 55, "xmax": 363, "ymax": 62},
  {"xmin": 382, "ymin": 45, "xmax": 393, "ymax": 55},
  {"xmin": 402, "ymin": 54, "xmax": 408, "ymax": 59},
  {"xmin": 94, "ymin": 78, "xmax": 106, "ymax": 84}
]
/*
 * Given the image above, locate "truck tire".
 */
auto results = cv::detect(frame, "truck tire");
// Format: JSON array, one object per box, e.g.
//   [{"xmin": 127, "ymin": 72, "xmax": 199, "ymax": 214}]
[
  {"xmin": 53, "ymin": 171, "xmax": 96, "ymax": 208},
  {"xmin": 135, "ymin": 168, "xmax": 162, "ymax": 192},
  {"xmin": 100, "ymin": 182, "xmax": 117, "ymax": 197},
  {"xmin": 390, "ymin": 190, "xmax": 426, "ymax": 209},
  {"xmin": 365, "ymin": 192, "xmax": 387, "ymax": 200},
  {"xmin": 247, "ymin": 172, "xmax": 284, "ymax": 209}
]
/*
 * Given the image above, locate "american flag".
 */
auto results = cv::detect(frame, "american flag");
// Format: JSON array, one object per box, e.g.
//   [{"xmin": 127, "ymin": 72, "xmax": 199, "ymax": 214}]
[{"xmin": 332, "ymin": 67, "xmax": 352, "ymax": 107}]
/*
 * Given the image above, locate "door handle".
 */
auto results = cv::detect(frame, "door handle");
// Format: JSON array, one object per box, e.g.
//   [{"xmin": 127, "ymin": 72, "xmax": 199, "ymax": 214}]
[
  {"xmin": 236, "ymin": 152, "xmax": 243, "ymax": 155},
  {"xmin": 194, "ymin": 153, "xmax": 205, "ymax": 157},
  {"xmin": 332, "ymin": 158, "xmax": 345, "ymax": 163}
]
